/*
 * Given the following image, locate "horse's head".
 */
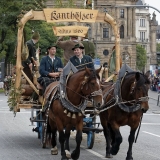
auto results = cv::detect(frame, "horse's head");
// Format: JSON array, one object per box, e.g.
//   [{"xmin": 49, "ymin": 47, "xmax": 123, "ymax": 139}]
[
  {"xmin": 123, "ymin": 71, "xmax": 150, "ymax": 113},
  {"xmin": 80, "ymin": 67, "xmax": 103, "ymax": 109}
]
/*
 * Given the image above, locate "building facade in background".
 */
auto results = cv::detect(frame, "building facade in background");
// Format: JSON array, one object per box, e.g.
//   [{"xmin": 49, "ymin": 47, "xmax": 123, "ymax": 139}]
[
  {"xmin": 136, "ymin": 0, "xmax": 158, "ymax": 71},
  {"xmin": 46, "ymin": 0, "xmax": 158, "ymax": 71},
  {"xmin": 157, "ymin": 25, "xmax": 160, "ymax": 43}
]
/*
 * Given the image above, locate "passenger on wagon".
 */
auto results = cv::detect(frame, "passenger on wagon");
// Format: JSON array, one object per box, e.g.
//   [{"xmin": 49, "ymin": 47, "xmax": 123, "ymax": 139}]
[
  {"xmin": 38, "ymin": 44, "xmax": 63, "ymax": 95},
  {"xmin": 56, "ymin": 35, "xmax": 84, "ymax": 65},
  {"xmin": 70, "ymin": 43, "xmax": 94, "ymax": 70},
  {"xmin": 22, "ymin": 31, "xmax": 40, "ymax": 82}
]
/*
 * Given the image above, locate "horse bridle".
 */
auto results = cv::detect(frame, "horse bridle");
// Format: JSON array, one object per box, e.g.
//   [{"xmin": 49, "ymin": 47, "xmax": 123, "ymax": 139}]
[
  {"xmin": 121, "ymin": 74, "xmax": 149, "ymax": 106},
  {"xmin": 130, "ymin": 81, "xmax": 136, "ymax": 94},
  {"xmin": 80, "ymin": 75, "xmax": 102, "ymax": 98},
  {"xmin": 60, "ymin": 79, "xmax": 102, "ymax": 101}
]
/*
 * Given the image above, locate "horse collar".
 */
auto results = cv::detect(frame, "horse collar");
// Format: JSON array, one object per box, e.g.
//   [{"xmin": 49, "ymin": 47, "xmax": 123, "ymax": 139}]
[{"xmin": 114, "ymin": 77, "xmax": 141, "ymax": 113}]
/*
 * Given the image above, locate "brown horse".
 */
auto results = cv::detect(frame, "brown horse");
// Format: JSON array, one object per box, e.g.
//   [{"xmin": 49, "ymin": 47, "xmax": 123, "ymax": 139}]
[
  {"xmin": 100, "ymin": 71, "xmax": 150, "ymax": 160},
  {"xmin": 47, "ymin": 67, "xmax": 103, "ymax": 160}
]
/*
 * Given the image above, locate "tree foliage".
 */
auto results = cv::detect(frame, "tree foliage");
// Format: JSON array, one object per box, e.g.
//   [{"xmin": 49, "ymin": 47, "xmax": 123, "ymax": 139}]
[
  {"xmin": 157, "ymin": 43, "xmax": 160, "ymax": 52},
  {"xmin": 54, "ymin": 0, "xmax": 76, "ymax": 8},
  {"xmin": 136, "ymin": 44, "xmax": 147, "ymax": 71},
  {"xmin": 0, "ymin": 0, "xmax": 64, "ymax": 67}
]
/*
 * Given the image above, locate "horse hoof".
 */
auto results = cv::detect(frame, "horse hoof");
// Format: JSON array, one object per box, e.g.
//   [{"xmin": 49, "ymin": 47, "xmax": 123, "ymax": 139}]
[
  {"xmin": 110, "ymin": 148, "xmax": 118, "ymax": 155},
  {"xmin": 126, "ymin": 157, "xmax": 133, "ymax": 160},
  {"xmin": 71, "ymin": 150, "xmax": 80, "ymax": 160},
  {"xmin": 106, "ymin": 153, "xmax": 113, "ymax": 158},
  {"xmin": 51, "ymin": 146, "xmax": 58, "ymax": 155},
  {"xmin": 65, "ymin": 150, "xmax": 71, "ymax": 159}
]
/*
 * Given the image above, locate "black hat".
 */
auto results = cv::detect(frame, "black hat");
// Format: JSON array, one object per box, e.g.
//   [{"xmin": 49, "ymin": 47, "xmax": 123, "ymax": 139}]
[
  {"xmin": 47, "ymin": 44, "xmax": 57, "ymax": 50},
  {"xmin": 72, "ymin": 44, "xmax": 84, "ymax": 50}
]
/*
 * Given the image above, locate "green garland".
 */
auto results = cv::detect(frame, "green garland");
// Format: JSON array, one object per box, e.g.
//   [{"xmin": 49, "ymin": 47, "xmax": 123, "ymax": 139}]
[{"xmin": 7, "ymin": 79, "xmax": 21, "ymax": 115}]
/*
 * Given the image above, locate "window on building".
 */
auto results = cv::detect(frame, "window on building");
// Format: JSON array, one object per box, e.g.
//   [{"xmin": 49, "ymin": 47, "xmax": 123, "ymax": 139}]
[
  {"xmin": 120, "ymin": 25, "xmax": 124, "ymax": 39},
  {"xmin": 103, "ymin": 50, "xmax": 109, "ymax": 56},
  {"xmin": 120, "ymin": 9, "xmax": 124, "ymax": 18},
  {"xmin": 157, "ymin": 33, "xmax": 160, "ymax": 39},
  {"xmin": 140, "ymin": 19, "xmax": 145, "ymax": 27},
  {"xmin": 104, "ymin": 8, "xmax": 107, "ymax": 13},
  {"xmin": 103, "ymin": 28, "xmax": 109, "ymax": 38},
  {"xmin": 140, "ymin": 32, "xmax": 145, "ymax": 41}
]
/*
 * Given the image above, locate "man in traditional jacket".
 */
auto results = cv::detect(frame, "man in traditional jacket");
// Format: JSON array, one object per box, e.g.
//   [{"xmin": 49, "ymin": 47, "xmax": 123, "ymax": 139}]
[
  {"xmin": 70, "ymin": 43, "xmax": 94, "ymax": 70},
  {"xmin": 38, "ymin": 44, "xmax": 63, "ymax": 94},
  {"xmin": 22, "ymin": 31, "xmax": 40, "ymax": 82},
  {"xmin": 81, "ymin": 34, "xmax": 96, "ymax": 58},
  {"xmin": 56, "ymin": 36, "xmax": 84, "ymax": 65}
]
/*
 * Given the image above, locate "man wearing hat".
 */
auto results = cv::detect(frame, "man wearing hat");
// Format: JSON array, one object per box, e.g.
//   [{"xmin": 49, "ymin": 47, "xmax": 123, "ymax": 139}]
[
  {"xmin": 56, "ymin": 36, "xmax": 84, "ymax": 65},
  {"xmin": 70, "ymin": 44, "xmax": 94, "ymax": 70},
  {"xmin": 38, "ymin": 44, "xmax": 63, "ymax": 94},
  {"xmin": 22, "ymin": 31, "xmax": 40, "ymax": 82}
]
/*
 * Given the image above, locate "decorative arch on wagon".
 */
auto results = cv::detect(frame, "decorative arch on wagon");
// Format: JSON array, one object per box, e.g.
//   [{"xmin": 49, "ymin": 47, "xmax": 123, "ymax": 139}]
[{"xmin": 15, "ymin": 9, "xmax": 121, "ymax": 100}]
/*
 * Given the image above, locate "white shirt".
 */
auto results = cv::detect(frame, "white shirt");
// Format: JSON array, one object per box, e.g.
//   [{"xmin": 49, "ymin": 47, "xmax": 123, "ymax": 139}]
[
  {"xmin": 77, "ymin": 56, "xmax": 83, "ymax": 63},
  {"xmin": 72, "ymin": 40, "xmax": 79, "ymax": 42},
  {"xmin": 49, "ymin": 56, "xmax": 55, "ymax": 63},
  {"xmin": 83, "ymin": 39, "xmax": 89, "ymax": 42}
]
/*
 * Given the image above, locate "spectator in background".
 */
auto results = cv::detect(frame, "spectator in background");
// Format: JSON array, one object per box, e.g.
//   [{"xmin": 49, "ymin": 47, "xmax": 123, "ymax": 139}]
[{"xmin": 155, "ymin": 67, "xmax": 158, "ymax": 77}]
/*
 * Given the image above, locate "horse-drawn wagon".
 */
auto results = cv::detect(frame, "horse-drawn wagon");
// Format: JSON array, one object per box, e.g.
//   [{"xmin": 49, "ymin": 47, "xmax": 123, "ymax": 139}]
[{"xmin": 9, "ymin": 7, "xmax": 150, "ymax": 160}]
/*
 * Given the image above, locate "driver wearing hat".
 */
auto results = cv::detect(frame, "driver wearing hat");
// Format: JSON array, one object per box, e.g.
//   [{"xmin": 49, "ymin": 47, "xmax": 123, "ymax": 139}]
[
  {"xmin": 70, "ymin": 44, "xmax": 94, "ymax": 70},
  {"xmin": 38, "ymin": 44, "xmax": 63, "ymax": 95}
]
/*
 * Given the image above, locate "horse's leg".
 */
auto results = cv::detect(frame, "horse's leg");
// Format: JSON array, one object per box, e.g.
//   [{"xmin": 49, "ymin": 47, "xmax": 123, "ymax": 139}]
[
  {"xmin": 71, "ymin": 119, "xmax": 83, "ymax": 160},
  {"xmin": 64, "ymin": 124, "xmax": 72, "ymax": 159},
  {"xmin": 126, "ymin": 128, "xmax": 136, "ymax": 160},
  {"xmin": 100, "ymin": 114, "xmax": 112, "ymax": 158},
  {"xmin": 51, "ymin": 129, "xmax": 58, "ymax": 155},
  {"xmin": 57, "ymin": 119, "xmax": 68, "ymax": 160},
  {"xmin": 110, "ymin": 126, "xmax": 122, "ymax": 155},
  {"xmin": 48, "ymin": 116, "xmax": 58, "ymax": 155},
  {"xmin": 108, "ymin": 123, "xmax": 115, "ymax": 146}
]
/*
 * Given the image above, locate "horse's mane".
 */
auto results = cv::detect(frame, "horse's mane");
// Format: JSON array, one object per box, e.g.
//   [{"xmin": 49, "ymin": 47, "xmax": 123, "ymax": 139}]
[
  {"xmin": 124, "ymin": 71, "xmax": 150, "ymax": 87},
  {"xmin": 77, "ymin": 68, "xmax": 100, "ymax": 80}
]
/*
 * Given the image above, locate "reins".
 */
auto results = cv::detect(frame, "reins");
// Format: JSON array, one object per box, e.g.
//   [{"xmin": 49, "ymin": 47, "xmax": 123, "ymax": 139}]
[
  {"xmin": 135, "ymin": 114, "xmax": 143, "ymax": 143},
  {"xmin": 60, "ymin": 82, "xmax": 89, "ymax": 100},
  {"xmin": 100, "ymin": 72, "xmax": 149, "ymax": 113},
  {"xmin": 100, "ymin": 97, "xmax": 149, "ymax": 113},
  {"xmin": 60, "ymin": 82, "xmax": 102, "ymax": 100}
]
